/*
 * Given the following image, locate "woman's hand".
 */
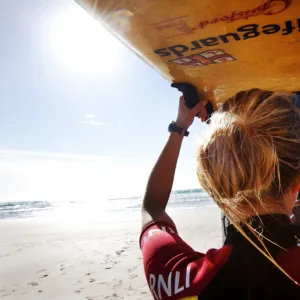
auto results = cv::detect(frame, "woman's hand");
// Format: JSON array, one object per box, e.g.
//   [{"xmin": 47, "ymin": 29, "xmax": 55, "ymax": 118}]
[{"xmin": 175, "ymin": 96, "xmax": 208, "ymax": 129}]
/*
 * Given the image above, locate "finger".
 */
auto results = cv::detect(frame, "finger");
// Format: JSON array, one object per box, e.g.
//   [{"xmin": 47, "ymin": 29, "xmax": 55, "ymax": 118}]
[
  {"xmin": 197, "ymin": 111, "xmax": 204, "ymax": 118},
  {"xmin": 201, "ymin": 110, "xmax": 208, "ymax": 118},
  {"xmin": 192, "ymin": 100, "xmax": 208, "ymax": 113},
  {"xmin": 197, "ymin": 111, "xmax": 204, "ymax": 122},
  {"xmin": 178, "ymin": 96, "xmax": 186, "ymax": 109},
  {"xmin": 198, "ymin": 110, "xmax": 208, "ymax": 122},
  {"xmin": 198, "ymin": 111, "xmax": 204, "ymax": 119},
  {"xmin": 198, "ymin": 100, "xmax": 208, "ymax": 109},
  {"xmin": 199, "ymin": 113, "xmax": 205, "ymax": 122},
  {"xmin": 192, "ymin": 101, "xmax": 208, "ymax": 117}
]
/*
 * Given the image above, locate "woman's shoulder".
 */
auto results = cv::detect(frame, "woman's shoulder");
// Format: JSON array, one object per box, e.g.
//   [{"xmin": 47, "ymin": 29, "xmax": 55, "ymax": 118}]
[{"xmin": 140, "ymin": 221, "xmax": 232, "ymax": 299}]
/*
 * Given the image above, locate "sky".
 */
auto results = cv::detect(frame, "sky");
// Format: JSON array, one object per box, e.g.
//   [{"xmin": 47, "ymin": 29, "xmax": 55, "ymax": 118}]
[{"xmin": 0, "ymin": 0, "xmax": 207, "ymax": 202}]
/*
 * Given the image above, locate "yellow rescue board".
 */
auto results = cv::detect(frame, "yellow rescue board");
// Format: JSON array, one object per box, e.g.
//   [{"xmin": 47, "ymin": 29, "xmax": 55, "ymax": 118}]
[{"xmin": 76, "ymin": 0, "xmax": 300, "ymax": 106}]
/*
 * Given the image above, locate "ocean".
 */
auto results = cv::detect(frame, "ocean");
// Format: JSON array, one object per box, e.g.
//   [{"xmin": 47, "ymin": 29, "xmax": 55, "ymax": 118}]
[{"xmin": 0, "ymin": 189, "xmax": 215, "ymax": 221}]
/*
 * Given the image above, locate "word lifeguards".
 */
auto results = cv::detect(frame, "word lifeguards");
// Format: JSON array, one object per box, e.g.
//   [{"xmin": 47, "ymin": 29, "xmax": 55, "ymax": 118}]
[{"xmin": 154, "ymin": 19, "xmax": 300, "ymax": 58}]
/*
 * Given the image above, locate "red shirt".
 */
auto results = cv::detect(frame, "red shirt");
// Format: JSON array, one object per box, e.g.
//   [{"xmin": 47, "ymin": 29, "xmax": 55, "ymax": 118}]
[{"xmin": 140, "ymin": 215, "xmax": 300, "ymax": 300}]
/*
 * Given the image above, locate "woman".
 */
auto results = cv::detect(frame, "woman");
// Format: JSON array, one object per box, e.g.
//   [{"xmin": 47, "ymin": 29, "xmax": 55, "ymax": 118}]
[{"xmin": 140, "ymin": 89, "xmax": 300, "ymax": 299}]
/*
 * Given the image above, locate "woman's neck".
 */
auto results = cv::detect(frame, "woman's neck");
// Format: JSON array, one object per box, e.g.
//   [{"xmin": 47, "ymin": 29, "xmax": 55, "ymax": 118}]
[{"xmin": 240, "ymin": 202, "xmax": 290, "ymax": 221}]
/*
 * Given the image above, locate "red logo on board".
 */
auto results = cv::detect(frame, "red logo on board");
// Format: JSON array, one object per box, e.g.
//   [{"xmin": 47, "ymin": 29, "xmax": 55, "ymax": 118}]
[{"xmin": 169, "ymin": 49, "xmax": 235, "ymax": 68}]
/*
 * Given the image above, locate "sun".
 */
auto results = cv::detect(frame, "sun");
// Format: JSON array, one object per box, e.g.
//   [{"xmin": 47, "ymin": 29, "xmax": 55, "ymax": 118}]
[{"xmin": 48, "ymin": 3, "xmax": 123, "ymax": 78}]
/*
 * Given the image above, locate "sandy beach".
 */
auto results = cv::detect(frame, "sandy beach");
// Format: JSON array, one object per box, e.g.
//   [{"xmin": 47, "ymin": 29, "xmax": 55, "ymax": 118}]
[{"xmin": 0, "ymin": 207, "xmax": 222, "ymax": 300}]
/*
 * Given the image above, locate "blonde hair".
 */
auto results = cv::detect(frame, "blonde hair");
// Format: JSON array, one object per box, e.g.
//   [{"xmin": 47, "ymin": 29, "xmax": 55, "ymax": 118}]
[{"xmin": 197, "ymin": 89, "xmax": 300, "ymax": 284}]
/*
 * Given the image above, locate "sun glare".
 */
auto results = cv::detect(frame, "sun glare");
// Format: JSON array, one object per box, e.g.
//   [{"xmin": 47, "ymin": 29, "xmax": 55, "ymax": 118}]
[{"xmin": 48, "ymin": 4, "xmax": 123, "ymax": 77}]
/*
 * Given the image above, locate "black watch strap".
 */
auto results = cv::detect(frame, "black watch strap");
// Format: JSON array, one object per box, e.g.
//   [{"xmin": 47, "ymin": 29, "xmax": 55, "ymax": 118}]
[{"xmin": 168, "ymin": 121, "xmax": 189, "ymax": 137}]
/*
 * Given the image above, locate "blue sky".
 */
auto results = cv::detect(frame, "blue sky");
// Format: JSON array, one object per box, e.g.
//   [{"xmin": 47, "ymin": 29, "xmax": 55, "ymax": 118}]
[{"xmin": 0, "ymin": 0, "xmax": 206, "ymax": 202}]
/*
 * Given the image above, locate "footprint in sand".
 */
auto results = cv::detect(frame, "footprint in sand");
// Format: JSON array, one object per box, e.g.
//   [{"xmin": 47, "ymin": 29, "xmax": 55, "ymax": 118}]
[
  {"xmin": 129, "ymin": 273, "xmax": 138, "ymax": 279},
  {"xmin": 39, "ymin": 274, "xmax": 48, "ymax": 279},
  {"xmin": 60, "ymin": 264, "xmax": 73, "ymax": 271},
  {"xmin": 89, "ymin": 278, "xmax": 95, "ymax": 283},
  {"xmin": 140, "ymin": 291, "xmax": 148, "ymax": 295},
  {"xmin": 0, "ymin": 254, "xmax": 10, "ymax": 258},
  {"xmin": 116, "ymin": 250, "xmax": 125, "ymax": 255},
  {"xmin": 113, "ymin": 280, "xmax": 122, "ymax": 287},
  {"xmin": 28, "ymin": 282, "xmax": 39, "ymax": 287},
  {"xmin": 105, "ymin": 294, "xmax": 117, "ymax": 299},
  {"xmin": 1, "ymin": 293, "xmax": 11, "ymax": 297}
]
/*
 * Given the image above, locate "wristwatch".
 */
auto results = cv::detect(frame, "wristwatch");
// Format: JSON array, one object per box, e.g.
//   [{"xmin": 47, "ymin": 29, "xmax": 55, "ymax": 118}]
[{"xmin": 168, "ymin": 121, "xmax": 189, "ymax": 137}]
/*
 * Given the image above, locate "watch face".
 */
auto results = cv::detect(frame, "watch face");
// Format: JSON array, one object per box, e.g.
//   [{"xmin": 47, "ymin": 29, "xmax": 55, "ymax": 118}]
[
  {"xmin": 169, "ymin": 122, "xmax": 182, "ymax": 134},
  {"xmin": 169, "ymin": 122, "xmax": 184, "ymax": 135},
  {"xmin": 168, "ymin": 122, "xmax": 189, "ymax": 136}
]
